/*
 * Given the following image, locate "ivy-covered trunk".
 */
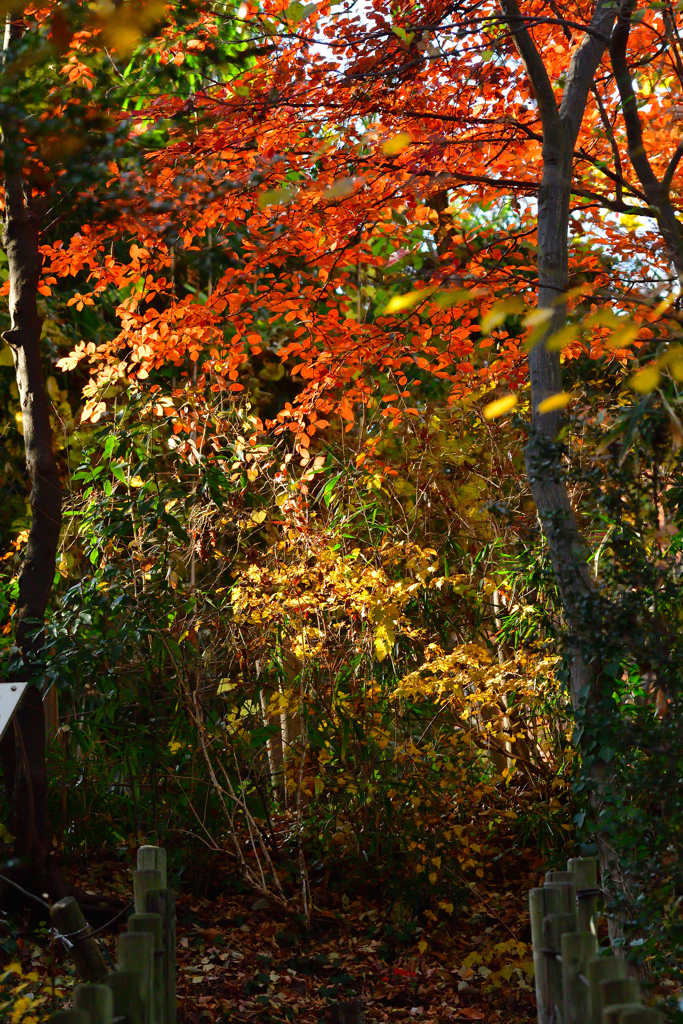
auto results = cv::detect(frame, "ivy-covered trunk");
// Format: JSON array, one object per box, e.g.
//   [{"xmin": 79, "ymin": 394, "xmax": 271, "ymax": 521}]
[{"xmin": 497, "ymin": 0, "xmax": 626, "ymax": 937}]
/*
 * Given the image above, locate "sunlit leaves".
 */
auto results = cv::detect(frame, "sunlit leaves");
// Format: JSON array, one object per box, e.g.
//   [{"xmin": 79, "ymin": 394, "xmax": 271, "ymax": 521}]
[
  {"xmin": 382, "ymin": 132, "xmax": 411, "ymax": 156},
  {"xmin": 629, "ymin": 366, "xmax": 661, "ymax": 393},
  {"xmin": 537, "ymin": 392, "xmax": 571, "ymax": 414},
  {"xmin": 480, "ymin": 297, "xmax": 525, "ymax": 335},
  {"xmin": 483, "ymin": 395, "xmax": 517, "ymax": 420},
  {"xmin": 258, "ymin": 185, "xmax": 296, "ymax": 208}
]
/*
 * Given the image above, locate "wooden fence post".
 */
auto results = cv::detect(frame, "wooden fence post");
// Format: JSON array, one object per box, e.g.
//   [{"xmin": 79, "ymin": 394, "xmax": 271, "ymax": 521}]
[
  {"xmin": 48, "ymin": 845, "xmax": 176, "ymax": 1024},
  {"xmin": 118, "ymin": 930, "xmax": 154, "ymax": 1024},
  {"xmin": 530, "ymin": 886, "xmax": 563, "ymax": 1024},
  {"xmin": 603, "ymin": 1006, "xmax": 645, "ymax": 1024},
  {"xmin": 106, "ymin": 970, "xmax": 145, "ymax": 1024},
  {"xmin": 618, "ymin": 1010, "xmax": 664, "ymax": 1024},
  {"xmin": 545, "ymin": 872, "xmax": 576, "ymax": 915},
  {"xmin": 50, "ymin": 897, "xmax": 109, "ymax": 982},
  {"xmin": 543, "ymin": 912, "xmax": 576, "ymax": 1023},
  {"xmin": 562, "ymin": 930, "xmax": 597, "ymax": 1024},
  {"xmin": 133, "ymin": 869, "xmax": 164, "ymax": 914},
  {"xmin": 568, "ymin": 858, "xmax": 599, "ymax": 935},
  {"xmin": 601, "ymin": 977, "xmax": 641, "ymax": 1010},
  {"xmin": 145, "ymin": 888, "xmax": 176, "ymax": 1024},
  {"xmin": 129, "ymin": 912, "xmax": 164, "ymax": 1024},
  {"xmin": 137, "ymin": 846, "xmax": 167, "ymax": 889},
  {"xmin": 587, "ymin": 957, "xmax": 627, "ymax": 1024},
  {"xmin": 73, "ymin": 982, "xmax": 113, "ymax": 1024}
]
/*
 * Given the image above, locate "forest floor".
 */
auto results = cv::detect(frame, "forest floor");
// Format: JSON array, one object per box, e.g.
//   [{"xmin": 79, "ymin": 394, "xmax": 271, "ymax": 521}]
[{"xmin": 0, "ymin": 851, "xmax": 539, "ymax": 1024}]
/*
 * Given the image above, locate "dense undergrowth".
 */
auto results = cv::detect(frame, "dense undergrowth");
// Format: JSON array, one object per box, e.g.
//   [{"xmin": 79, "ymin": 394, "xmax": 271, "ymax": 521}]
[{"xmin": 4, "ymin": 359, "xmax": 683, "ymax": 1020}]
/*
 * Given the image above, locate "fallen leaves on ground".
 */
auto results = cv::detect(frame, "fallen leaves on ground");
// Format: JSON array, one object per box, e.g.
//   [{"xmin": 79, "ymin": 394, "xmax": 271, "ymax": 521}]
[{"xmin": 0, "ymin": 853, "xmax": 538, "ymax": 1023}]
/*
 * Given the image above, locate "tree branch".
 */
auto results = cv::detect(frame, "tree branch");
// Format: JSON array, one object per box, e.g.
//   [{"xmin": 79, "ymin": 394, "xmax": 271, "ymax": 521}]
[
  {"xmin": 498, "ymin": 0, "xmax": 562, "ymax": 133},
  {"xmin": 559, "ymin": 0, "xmax": 618, "ymax": 145},
  {"xmin": 610, "ymin": 0, "xmax": 683, "ymax": 273}
]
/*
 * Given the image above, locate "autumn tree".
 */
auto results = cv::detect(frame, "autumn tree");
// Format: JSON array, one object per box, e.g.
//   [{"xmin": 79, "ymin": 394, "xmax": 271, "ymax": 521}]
[{"xmin": 6, "ymin": 0, "xmax": 683, "ymax": 946}]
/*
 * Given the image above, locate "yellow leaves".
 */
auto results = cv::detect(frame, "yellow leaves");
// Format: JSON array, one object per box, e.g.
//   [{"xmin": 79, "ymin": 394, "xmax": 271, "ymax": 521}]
[
  {"xmin": 417, "ymin": 940, "xmax": 428, "ymax": 954},
  {"xmin": 545, "ymin": 325, "xmax": 579, "ymax": 352},
  {"xmin": 434, "ymin": 287, "xmax": 478, "ymax": 309},
  {"xmin": 382, "ymin": 288, "xmax": 432, "ymax": 314},
  {"xmin": 258, "ymin": 186, "xmax": 296, "ymax": 209},
  {"xmin": 629, "ymin": 366, "xmax": 661, "ymax": 394},
  {"xmin": 285, "ymin": 1, "xmax": 317, "ymax": 25},
  {"xmin": 251, "ymin": 509, "xmax": 267, "ymax": 525},
  {"xmin": 607, "ymin": 322, "xmax": 639, "ymax": 350},
  {"xmin": 482, "ymin": 395, "xmax": 517, "ymax": 420},
  {"xmin": 382, "ymin": 132, "xmax": 411, "ymax": 155},
  {"xmin": 370, "ymin": 727, "xmax": 391, "ymax": 749},
  {"xmin": 373, "ymin": 621, "xmax": 395, "ymax": 662},
  {"xmin": 323, "ymin": 177, "xmax": 361, "ymax": 200},
  {"xmin": 97, "ymin": 0, "xmax": 166, "ymax": 57},
  {"xmin": 523, "ymin": 307, "xmax": 553, "ymax": 328},
  {"xmin": 438, "ymin": 900, "xmax": 454, "ymax": 914},
  {"xmin": 480, "ymin": 297, "xmax": 525, "ymax": 334},
  {"xmin": 537, "ymin": 392, "xmax": 571, "ymax": 414}
]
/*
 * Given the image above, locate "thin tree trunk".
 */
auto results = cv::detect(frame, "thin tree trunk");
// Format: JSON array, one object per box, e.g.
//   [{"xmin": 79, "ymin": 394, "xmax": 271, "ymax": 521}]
[{"xmin": 0, "ymin": 40, "xmax": 63, "ymax": 891}]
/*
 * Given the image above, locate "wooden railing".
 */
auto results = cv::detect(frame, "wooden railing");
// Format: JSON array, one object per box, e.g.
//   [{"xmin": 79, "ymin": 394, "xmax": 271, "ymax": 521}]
[
  {"xmin": 530, "ymin": 857, "xmax": 662, "ymax": 1024},
  {"xmin": 47, "ymin": 846, "xmax": 176, "ymax": 1024}
]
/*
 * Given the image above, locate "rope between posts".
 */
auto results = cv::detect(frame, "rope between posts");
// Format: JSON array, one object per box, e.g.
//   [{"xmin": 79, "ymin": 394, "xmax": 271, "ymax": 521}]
[
  {"xmin": 51, "ymin": 902, "xmax": 132, "ymax": 974},
  {"xmin": 0, "ymin": 873, "xmax": 132, "ymax": 936},
  {"xmin": 59, "ymin": 901, "xmax": 134, "ymax": 940},
  {"xmin": 0, "ymin": 873, "xmax": 129, "ymax": 973},
  {"xmin": 0, "ymin": 874, "xmax": 50, "ymax": 909}
]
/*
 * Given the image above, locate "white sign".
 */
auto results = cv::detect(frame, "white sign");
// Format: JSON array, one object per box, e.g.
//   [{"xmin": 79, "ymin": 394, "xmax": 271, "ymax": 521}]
[{"xmin": 0, "ymin": 683, "xmax": 28, "ymax": 742}]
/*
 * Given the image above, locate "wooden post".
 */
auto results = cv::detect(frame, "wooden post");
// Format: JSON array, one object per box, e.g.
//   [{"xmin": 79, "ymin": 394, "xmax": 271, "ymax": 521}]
[
  {"xmin": 73, "ymin": 983, "xmax": 113, "ymax": 1024},
  {"xmin": 546, "ymin": 870, "xmax": 576, "ymax": 886},
  {"xmin": 530, "ymin": 886, "xmax": 564, "ymax": 1024},
  {"xmin": 118, "ymin": 931, "xmax": 154, "ymax": 1024},
  {"xmin": 47, "ymin": 1013, "xmax": 89, "ymax": 1024},
  {"xmin": 133, "ymin": 869, "xmax": 164, "ymax": 914},
  {"xmin": 106, "ymin": 970, "xmax": 145, "ymax": 1024},
  {"xmin": 129, "ymin": 912, "xmax": 164, "ymax": 1024},
  {"xmin": 145, "ymin": 888, "xmax": 176, "ymax": 1024},
  {"xmin": 543, "ymin": 912, "xmax": 576, "ymax": 1023},
  {"xmin": 545, "ymin": 873, "xmax": 577, "ymax": 916},
  {"xmin": 601, "ymin": 978, "xmax": 641, "ymax": 1011},
  {"xmin": 587, "ymin": 957, "xmax": 627, "ymax": 1024},
  {"xmin": 603, "ymin": 1006, "xmax": 645, "ymax": 1024},
  {"xmin": 137, "ymin": 847, "xmax": 167, "ymax": 889},
  {"xmin": 618, "ymin": 1010, "xmax": 664, "ymax": 1024},
  {"xmin": 51, "ymin": 897, "xmax": 109, "ymax": 982},
  {"xmin": 568, "ymin": 857, "xmax": 599, "ymax": 935},
  {"xmin": 562, "ymin": 931, "xmax": 597, "ymax": 1024}
]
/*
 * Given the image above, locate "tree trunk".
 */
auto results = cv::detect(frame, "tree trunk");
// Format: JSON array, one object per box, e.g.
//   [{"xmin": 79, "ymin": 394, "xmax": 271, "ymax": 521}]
[
  {"xmin": 0, "ymin": 84, "xmax": 63, "ymax": 893},
  {"xmin": 497, "ymin": 0, "xmax": 625, "ymax": 937}
]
